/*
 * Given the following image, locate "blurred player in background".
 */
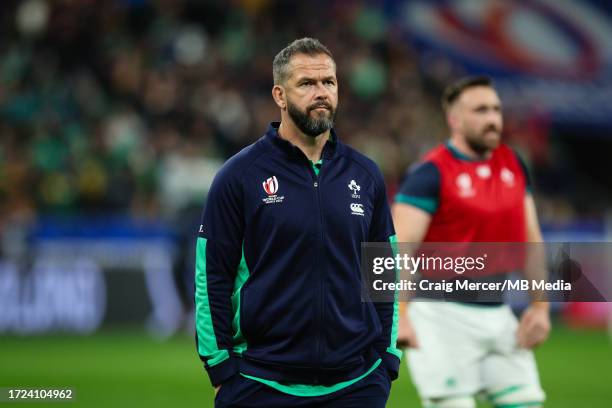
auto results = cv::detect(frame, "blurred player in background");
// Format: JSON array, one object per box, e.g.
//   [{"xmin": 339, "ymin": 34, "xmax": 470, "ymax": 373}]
[
  {"xmin": 195, "ymin": 38, "xmax": 400, "ymax": 407},
  {"xmin": 393, "ymin": 76, "xmax": 550, "ymax": 408}
]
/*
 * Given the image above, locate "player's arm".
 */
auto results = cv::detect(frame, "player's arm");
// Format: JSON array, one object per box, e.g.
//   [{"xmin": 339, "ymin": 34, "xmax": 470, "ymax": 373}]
[
  {"xmin": 513, "ymin": 152, "xmax": 550, "ymax": 348},
  {"xmin": 517, "ymin": 193, "xmax": 551, "ymax": 349},
  {"xmin": 195, "ymin": 165, "xmax": 244, "ymax": 389},
  {"xmin": 392, "ymin": 161, "xmax": 439, "ymax": 348},
  {"xmin": 391, "ymin": 204, "xmax": 431, "ymax": 349},
  {"xmin": 392, "ymin": 204, "xmax": 432, "ymax": 243}
]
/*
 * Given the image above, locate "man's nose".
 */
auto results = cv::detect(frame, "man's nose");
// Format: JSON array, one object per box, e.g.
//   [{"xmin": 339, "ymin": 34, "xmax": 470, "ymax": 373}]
[
  {"xmin": 487, "ymin": 111, "xmax": 501, "ymax": 125},
  {"xmin": 313, "ymin": 82, "xmax": 330, "ymax": 99}
]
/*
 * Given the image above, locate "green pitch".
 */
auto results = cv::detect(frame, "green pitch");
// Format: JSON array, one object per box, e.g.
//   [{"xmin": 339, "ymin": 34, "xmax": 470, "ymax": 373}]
[{"xmin": 0, "ymin": 325, "xmax": 610, "ymax": 407}]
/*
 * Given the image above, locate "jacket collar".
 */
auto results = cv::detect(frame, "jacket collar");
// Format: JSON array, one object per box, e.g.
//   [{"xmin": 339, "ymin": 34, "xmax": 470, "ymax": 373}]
[
  {"xmin": 264, "ymin": 122, "xmax": 341, "ymax": 161},
  {"xmin": 445, "ymin": 140, "xmax": 496, "ymax": 163}
]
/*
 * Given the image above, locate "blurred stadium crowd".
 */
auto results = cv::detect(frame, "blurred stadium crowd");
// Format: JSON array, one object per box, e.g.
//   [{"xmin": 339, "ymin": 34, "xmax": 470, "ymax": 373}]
[
  {"xmin": 1, "ymin": 0, "xmax": 437, "ymax": 223},
  {"xmin": 2, "ymin": 0, "xmax": 588, "ymax": 231}
]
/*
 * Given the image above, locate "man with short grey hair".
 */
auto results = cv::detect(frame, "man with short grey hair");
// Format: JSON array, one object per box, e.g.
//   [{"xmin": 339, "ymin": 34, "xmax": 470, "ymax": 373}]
[{"xmin": 195, "ymin": 38, "xmax": 401, "ymax": 407}]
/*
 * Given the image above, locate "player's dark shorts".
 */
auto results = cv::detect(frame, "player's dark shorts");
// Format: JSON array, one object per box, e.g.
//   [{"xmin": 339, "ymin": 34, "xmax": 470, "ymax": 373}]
[{"xmin": 214, "ymin": 363, "xmax": 391, "ymax": 408}]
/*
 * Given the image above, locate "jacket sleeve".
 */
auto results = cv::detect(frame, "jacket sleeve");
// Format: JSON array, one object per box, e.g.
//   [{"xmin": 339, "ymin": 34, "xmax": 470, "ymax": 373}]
[
  {"xmin": 195, "ymin": 164, "xmax": 244, "ymax": 386},
  {"xmin": 368, "ymin": 167, "xmax": 402, "ymax": 381}
]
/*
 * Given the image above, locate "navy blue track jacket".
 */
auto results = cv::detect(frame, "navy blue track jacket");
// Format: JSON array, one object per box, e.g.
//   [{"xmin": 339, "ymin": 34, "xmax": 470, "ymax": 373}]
[{"xmin": 195, "ymin": 122, "xmax": 401, "ymax": 387}]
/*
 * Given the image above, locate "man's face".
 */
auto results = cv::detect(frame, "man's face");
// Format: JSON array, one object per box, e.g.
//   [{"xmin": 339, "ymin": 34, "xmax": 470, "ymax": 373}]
[
  {"xmin": 453, "ymin": 86, "xmax": 503, "ymax": 155},
  {"xmin": 283, "ymin": 53, "xmax": 338, "ymax": 137}
]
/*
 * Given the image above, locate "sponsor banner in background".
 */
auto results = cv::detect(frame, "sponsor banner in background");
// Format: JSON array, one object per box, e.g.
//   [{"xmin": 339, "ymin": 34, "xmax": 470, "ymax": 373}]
[
  {"xmin": 0, "ymin": 217, "xmax": 184, "ymax": 337},
  {"xmin": 390, "ymin": 0, "xmax": 612, "ymax": 126},
  {"xmin": 0, "ymin": 258, "xmax": 106, "ymax": 334}
]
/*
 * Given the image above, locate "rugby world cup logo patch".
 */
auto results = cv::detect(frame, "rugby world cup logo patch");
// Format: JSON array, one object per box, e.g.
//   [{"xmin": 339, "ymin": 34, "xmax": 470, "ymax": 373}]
[
  {"xmin": 262, "ymin": 176, "xmax": 284, "ymax": 204},
  {"xmin": 456, "ymin": 172, "xmax": 476, "ymax": 198},
  {"xmin": 263, "ymin": 176, "xmax": 279, "ymax": 196}
]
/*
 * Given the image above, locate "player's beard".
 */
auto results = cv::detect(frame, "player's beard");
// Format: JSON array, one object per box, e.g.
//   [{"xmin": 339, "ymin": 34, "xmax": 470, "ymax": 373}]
[
  {"xmin": 287, "ymin": 99, "xmax": 336, "ymax": 137},
  {"xmin": 465, "ymin": 124, "xmax": 501, "ymax": 156}
]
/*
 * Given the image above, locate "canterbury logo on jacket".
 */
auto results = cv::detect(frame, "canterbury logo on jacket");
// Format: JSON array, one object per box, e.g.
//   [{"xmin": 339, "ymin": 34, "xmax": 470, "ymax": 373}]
[{"xmin": 195, "ymin": 122, "xmax": 401, "ymax": 387}]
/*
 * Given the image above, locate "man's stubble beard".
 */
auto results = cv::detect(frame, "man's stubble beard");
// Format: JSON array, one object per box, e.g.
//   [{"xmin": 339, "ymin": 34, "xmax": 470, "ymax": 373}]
[
  {"xmin": 287, "ymin": 99, "xmax": 337, "ymax": 137},
  {"xmin": 465, "ymin": 125, "xmax": 501, "ymax": 156}
]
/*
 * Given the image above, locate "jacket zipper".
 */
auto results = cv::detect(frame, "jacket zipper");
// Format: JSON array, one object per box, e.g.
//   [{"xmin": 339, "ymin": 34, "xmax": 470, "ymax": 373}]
[{"xmin": 310, "ymin": 163, "xmax": 325, "ymax": 381}]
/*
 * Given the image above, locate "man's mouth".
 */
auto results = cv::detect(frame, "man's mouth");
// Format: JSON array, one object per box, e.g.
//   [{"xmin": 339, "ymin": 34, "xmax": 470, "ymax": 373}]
[{"xmin": 310, "ymin": 105, "xmax": 331, "ymax": 112}]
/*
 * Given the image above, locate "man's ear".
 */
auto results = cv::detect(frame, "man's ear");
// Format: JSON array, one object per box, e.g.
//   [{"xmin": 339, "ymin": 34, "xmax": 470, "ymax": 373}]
[{"xmin": 272, "ymin": 85, "xmax": 286, "ymax": 110}]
